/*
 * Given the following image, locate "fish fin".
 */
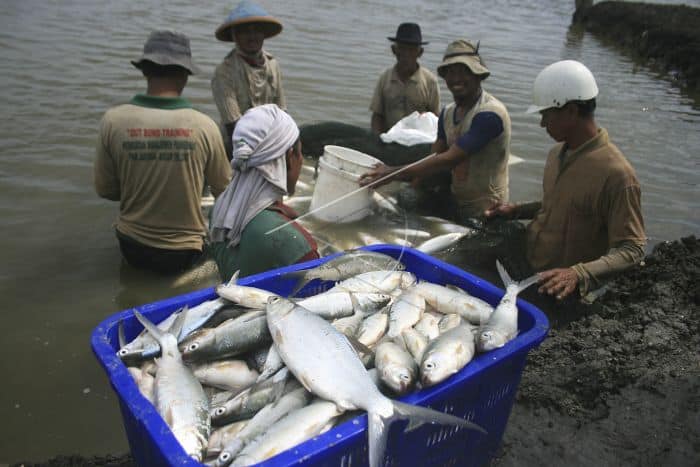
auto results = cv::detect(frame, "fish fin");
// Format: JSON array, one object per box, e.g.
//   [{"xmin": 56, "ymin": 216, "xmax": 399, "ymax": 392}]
[
  {"xmin": 346, "ymin": 335, "xmax": 373, "ymax": 357},
  {"xmin": 496, "ymin": 260, "xmax": 514, "ymax": 288},
  {"xmin": 286, "ymin": 270, "xmax": 310, "ymax": 297},
  {"xmin": 133, "ymin": 310, "xmax": 163, "ymax": 342},
  {"xmin": 516, "ymin": 274, "xmax": 540, "ymax": 294},
  {"xmin": 118, "ymin": 318, "xmax": 127, "ymax": 348},
  {"xmin": 226, "ymin": 270, "xmax": 240, "ymax": 286},
  {"xmin": 271, "ymin": 367, "xmax": 290, "ymax": 402},
  {"xmin": 170, "ymin": 306, "xmax": 189, "ymax": 343},
  {"xmin": 391, "ymin": 400, "xmax": 487, "ymax": 435}
]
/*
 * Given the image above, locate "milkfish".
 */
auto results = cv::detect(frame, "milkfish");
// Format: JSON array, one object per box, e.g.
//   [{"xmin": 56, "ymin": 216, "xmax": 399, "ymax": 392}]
[
  {"xmin": 476, "ymin": 261, "xmax": 539, "ymax": 352},
  {"xmin": 231, "ymin": 400, "xmax": 343, "ymax": 466},
  {"xmin": 209, "ymin": 386, "xmax": 312, "ymax": 467},
  {"xmin": 265, "ymin": 295, "xmax": 486, "ymax": 467},
  {"xmin": 374, "ymin": 339, "xmax": 418, "ymax": 395},
  {"xmin": 387, "ymin": 286, "xmax": 426, "ymax": 338},
  {"xmin": 416, "ymin": 232, "xmax": 468, "ymax": 255},
  {"xmin": 421, "ymin": 323, "xmax": 476, "ymax": 387},
  {"xmin": 296, "ymin": 290, "xmax": 393, "ymax": 319},
  {"xmin": 180, "ymin": 310, "xmax": 270, "ymax": 362},
  {"xmin": 216, "ymin": 271, "xmax": 277, "ymax": 309},
  {"xmin": 329, "ymin": 270, "xmax": 417, "ymax": 295},
  {"xmin": 285, "ymin": 249, "xmax": 406, "ymax": 296},
  {"xmin": 414, "ymin": 281, "xmax": 494, "ymax": 325},
  {"xmin": 133, "ymin": 311, "xmax": 210, "ymax": 462}
]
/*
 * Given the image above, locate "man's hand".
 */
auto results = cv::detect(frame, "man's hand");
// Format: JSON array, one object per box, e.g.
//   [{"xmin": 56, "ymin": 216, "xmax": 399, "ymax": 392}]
[
  {"xmin": 537, "ymin": 268, "xmax": 579, "ymax": 300},
  {"xmin": 358, "ymin": 163, "xmax": 397, "ymax": 188},
  {"xmin": 484, "ymin": 202, "xmax": 517, "ymax": 219}
]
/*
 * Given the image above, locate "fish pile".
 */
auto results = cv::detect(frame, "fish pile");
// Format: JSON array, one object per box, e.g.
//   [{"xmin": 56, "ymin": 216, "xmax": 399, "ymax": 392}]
[{"xmin": 119, "ymin": 249, "xmax": 538, "ymax": 466}]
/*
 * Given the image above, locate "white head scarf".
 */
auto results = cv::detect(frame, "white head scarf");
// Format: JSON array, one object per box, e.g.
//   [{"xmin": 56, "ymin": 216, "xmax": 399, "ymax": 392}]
[{"xmin": 209, "ymin": 104, "xmax": 300, "ymax": 247}]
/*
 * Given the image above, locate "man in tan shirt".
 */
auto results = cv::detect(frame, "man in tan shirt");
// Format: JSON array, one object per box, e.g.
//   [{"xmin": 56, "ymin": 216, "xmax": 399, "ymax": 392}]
[
  {"xmin": 370, "ymin": 23, "xmax": 440, "ymax": 135},
  {"xmin": 485, "ymin": 60, "xmax": 646, "ymax": 300},
  {"xmin": 94, "ymin": 30, "xmax": 231, "ymax": 274},
  {"xmin": 360, "ymin": 39, "xmax": 511, "ymax": 221},
  {"xmin": 211, "ymin": 1, "xmax": 286, "ymax": 159}
]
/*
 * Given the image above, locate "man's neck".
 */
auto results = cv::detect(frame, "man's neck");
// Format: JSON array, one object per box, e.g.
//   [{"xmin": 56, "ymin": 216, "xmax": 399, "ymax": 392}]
[
  {"xmin": 146, "ymin": 78, "xmax": 183, "ymax": 98},
  {"xmin": 395, "ymin": 62, "xmax": 419, "ymax": 81},
  {"xmin": 565, "ymin": 118, "xmax": 598, "ymax": 150},
  {"xmin": 454, "ymin": 88, "xmax": 482, "ymax": 115}
]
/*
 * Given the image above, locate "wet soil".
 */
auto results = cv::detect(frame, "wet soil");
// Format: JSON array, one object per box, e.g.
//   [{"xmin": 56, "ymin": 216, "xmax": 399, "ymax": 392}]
[
  {"xmin": 15, "ymin": 237, "xmax": 699, "ymax": 466},
  {"xmin": 574, "ymin": 1, "xmax": 700, "ymax": 91},
  {"xmin": 493, "ymin": 236, "xmax": 700, "ymax": 466}
]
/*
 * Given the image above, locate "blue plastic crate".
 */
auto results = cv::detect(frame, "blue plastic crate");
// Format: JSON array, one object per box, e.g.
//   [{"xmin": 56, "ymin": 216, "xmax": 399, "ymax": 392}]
[{"xmin": 91, "ymin": 244, "xmax": 549, "ymax": 467}]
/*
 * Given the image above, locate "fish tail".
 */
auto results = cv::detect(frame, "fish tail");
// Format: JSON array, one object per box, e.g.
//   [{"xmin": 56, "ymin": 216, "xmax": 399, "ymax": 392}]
[
  {"xmin": 392, "ymin": 399, "xmax": 487, "ymax": 434},
  {"xmin": 368, "ymin": 412, "xmax": 390, "ymax": 467},
  {"xmin": 283, "ymin": 270, "xmax": 310, "ymax": 297},
  {"xmin": 496, "ymin": 260, "xmax": 539, "ymax": 294},
  {"xmin": 368, "ymin": 401, "xmax": 486, "ymax": 467},
  {"xmin": 133, "ymin": 310, "xmax": 167, "ymax": 348}
]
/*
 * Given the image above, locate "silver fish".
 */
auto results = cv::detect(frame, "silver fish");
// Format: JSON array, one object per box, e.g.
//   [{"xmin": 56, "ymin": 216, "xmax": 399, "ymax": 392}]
[
  {"xmin": 206, "ymin": 421, "xmax": 247, "ymax": 458},
  {"xmin": 286, "ymin": 249, "xmax": 406, "ymax": 296},
  {"xmin": 209, "ymin": 386, "xmax": 312, "ymax": 467},
  {"xmin": 476, "ymin": 261, "xmax": 538, "ymax": 352},
  {"xmin": 191, "ymin": 360, "xmax": 259, "ymax": 393},
  {"xmin": 231, "ymin": 400, "xmax": 343, "ymax": 466},
  {"xmin": 421, "ymin": 323, "xmax": 476, "ymax": 387},
  {"xmin": 329, "ymin": 270, "xmax": 417, "ymax": 294},
  {"xmin": 374, "ymin": 339, "xmax": 418, "ymax": 395},
  {"xmin": 356, "ymin": 309, "xmax": 389, "ymax": 347},
  {"xmin": 414, "ymin": 281, "xmax": 493, "ymax": 325},
  {"xmin": 265, "ymin": 296, "xmax": 485, "ymax": 467},
  {"xmin": 133, "ymin": 311, "xmax": 210, "ymax": 462},
  {"xmin": 180, "ymin": 310, "xmax": 270, "ymax": 362},
  {"xmin": 387, "ymin": 287, "xmax": 425, "ymax": 338},
  {"xmin": 296, "ymin": 290, "xmax": 392, "ymax": 319},
  {"xmin": 216, "ymin": 272, "xmax": 277, "ymax": 309},
  {"xmin": 416, "ymin": 232, "xmax": 468, "ymax": 255}
]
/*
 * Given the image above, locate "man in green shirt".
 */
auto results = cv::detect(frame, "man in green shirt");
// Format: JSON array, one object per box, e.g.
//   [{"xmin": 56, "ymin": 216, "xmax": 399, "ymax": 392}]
[{"xmin": 94, "ymin": 30, "xmax": 231, "ymax": 274}]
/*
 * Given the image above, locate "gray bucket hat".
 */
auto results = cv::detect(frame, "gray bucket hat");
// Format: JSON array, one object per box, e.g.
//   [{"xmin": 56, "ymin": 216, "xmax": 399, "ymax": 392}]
[
  {"xmin": 131, "ymin": 30, "xmax": 201, "ymax": 75},
  {"xmin": 437, "ymin": 39, "xmax": 490, "ymax": 79}
]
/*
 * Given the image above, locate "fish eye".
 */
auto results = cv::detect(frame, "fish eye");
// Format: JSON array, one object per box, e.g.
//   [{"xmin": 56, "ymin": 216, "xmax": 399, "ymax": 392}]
[
  {"xmin": 425, "ymin": 362, "xmax": 435, "ymax": 370},
  {"xmin": 214, "ymin": 407, "xmax": 225, "ymax": 416},
  {"xmin": 188, "ymin": 343, "xmax": 199, "ymax": 351},
  {"xmin": 220, "ymin": 452, "xmax": 231, "ymax": 462},
  {"xmin": 118, "ymin": 349, "xmax": 128, "ymax": 356}
]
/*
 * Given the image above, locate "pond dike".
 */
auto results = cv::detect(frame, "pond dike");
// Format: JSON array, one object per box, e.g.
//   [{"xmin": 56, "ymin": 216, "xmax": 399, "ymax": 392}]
[{"xmin": 573, "ymin": 1, "xmax": 700, "ymax": 90}]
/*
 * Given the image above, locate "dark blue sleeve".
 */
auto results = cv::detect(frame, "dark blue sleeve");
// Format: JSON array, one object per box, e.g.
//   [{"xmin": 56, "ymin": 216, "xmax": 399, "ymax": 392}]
[
  {"xmin": 437, "ymin": 107, "xmax": 446, "ymax": 141},
  {"xmin": 455, "ymin": 111, "xmax": 504, "ymax": 154}
]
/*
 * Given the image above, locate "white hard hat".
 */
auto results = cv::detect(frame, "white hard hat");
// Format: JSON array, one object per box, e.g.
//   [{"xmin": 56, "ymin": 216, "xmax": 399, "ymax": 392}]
[{"xmin": 526, "ymin": 60, "xmax": 599, "ymax": 114}]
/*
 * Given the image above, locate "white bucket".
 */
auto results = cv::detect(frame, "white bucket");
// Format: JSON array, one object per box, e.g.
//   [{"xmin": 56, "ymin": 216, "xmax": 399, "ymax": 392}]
[{"xmin": 309, "ymin": 146, "xmax": 381, "ymax": 223}]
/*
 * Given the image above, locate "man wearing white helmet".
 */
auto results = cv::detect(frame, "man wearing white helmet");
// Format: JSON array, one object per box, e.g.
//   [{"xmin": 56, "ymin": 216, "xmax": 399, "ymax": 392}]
[{"xmin": 485, "ymin": 60, "xmax": 646, "ymax": 301}]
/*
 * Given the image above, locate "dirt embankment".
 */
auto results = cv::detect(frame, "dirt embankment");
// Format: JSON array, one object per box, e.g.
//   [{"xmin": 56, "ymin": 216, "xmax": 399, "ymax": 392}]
[
  {"xmin": 494, "ymin": 236, "xmax": 700, "ymax": 466},
  {"xmin": 574, "ymin": 1, "xmax": 700, "ymax": 91}
]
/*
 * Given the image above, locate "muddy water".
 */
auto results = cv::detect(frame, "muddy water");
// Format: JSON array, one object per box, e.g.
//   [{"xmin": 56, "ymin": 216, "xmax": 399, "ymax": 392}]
[{"xmin": 0, "ymin": 0, "xmax": 698, "ymax": 463}]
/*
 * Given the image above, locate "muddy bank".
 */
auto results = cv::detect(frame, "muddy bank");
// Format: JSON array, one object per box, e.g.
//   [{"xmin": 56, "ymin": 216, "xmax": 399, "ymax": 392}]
[
  {"xmin": 493, "ymin": 236, "xmax": 700, "ymax": 466},
  {"xmin": 14, "ymin": 237, "xmax": 699, "ymax": 467},
  {"xmin": 574, "ymin": 1, "xmax": 700, "ymax": 91}
]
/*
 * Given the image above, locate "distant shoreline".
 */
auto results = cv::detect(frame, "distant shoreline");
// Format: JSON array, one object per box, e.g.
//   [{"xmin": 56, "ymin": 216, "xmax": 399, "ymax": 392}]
[{"xmin": 574, "ymin": 1, "xmax": 700, "ymax": 91}]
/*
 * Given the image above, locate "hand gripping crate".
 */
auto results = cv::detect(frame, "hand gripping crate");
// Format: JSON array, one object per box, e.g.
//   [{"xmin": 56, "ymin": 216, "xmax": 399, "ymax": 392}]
[{"xmin": 91, "ymin": 244, "xmax": 549, "ymax": 467}]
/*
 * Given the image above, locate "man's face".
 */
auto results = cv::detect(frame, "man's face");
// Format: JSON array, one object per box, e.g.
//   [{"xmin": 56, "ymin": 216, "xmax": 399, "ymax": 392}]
[
  {"xmin": 443, "ymin": 64, "xmax": 481, "ymax": 103},
  {"xmin": 392, "ymin": 42, "xmax": 422, "ymax": 68},
  {"xmin": 539, "ymin": 105, "xmax": 573, "ymax": 142},
  {"xmin": 233, "ymin": 23, "xmax": 266, "ymax": 55}
]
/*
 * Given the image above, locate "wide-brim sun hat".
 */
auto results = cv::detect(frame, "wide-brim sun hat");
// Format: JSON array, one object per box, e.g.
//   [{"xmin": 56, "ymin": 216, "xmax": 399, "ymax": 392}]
[
  {"xmin": 131, "ymin": 30, "xmax": 201, "ymax": 75},
  {"xmin": 215, "ymin": 1, "xmax": 283, "ymax": 42},
  {"xmin": 437, "ymin": 39, "xmax": 490, "ymax": 79}
]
